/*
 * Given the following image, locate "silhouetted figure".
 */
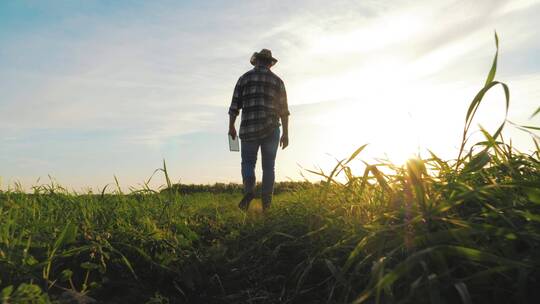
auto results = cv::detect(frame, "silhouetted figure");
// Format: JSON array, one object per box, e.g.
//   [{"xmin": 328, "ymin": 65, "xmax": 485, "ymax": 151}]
[{"xmin": 228, "ymin": 49, "xmax": 290, "ymax": 212}]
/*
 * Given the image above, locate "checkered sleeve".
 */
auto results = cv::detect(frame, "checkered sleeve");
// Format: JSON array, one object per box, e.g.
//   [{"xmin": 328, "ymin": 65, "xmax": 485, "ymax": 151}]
[
  {"xmin": 228, "ymin": 77, "xmax": 243, "ymax": 116},
  {"xmin": 278, "ymin": 80, "xmax": 290, "ymax": 117}
]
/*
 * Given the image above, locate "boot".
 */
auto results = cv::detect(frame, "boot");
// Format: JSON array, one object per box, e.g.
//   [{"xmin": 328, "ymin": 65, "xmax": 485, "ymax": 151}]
[
  {"xmin": 262, "ymin": 196, "xmax": 272, "ymax": 212},
  {"xmin": 238, "ymin": 192, "xmax": 255, "ymax": 211}
]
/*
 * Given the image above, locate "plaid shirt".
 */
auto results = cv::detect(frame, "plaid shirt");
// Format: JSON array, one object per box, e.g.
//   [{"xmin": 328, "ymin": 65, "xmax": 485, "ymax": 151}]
[{"xmin": 228, "ymin": 66, "xmax": 290, "ymax": 141}]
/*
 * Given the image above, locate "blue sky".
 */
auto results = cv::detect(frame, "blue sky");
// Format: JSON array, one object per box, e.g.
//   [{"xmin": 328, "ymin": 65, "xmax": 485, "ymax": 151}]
[{"xmin": 1, "ymin": 0, "xmax": 539, "ymax": 191}]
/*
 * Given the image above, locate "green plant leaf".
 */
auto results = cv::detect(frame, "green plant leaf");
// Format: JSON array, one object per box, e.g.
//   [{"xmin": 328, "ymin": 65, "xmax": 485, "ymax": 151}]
[
  {"xmin": 484, "ymin": 31, "xmax": 499, "ymax": 87},
  {"xmin": 531, "ymin": 106, "xmax": 540, "ymax": 119},
  {"xmin": 462, "ymin": 150, "xmax": 491, "ymax": 173},
  {"xmin": 525, "ymin": 188, "xmax": 540, "ymax": 204},
  {"xmin": 454, "ymin": 282, "xmax": 472, "ymax": 304},
  {"xmin": 345, "ymin": 144, "xmax": 368, "ymax": 165}
]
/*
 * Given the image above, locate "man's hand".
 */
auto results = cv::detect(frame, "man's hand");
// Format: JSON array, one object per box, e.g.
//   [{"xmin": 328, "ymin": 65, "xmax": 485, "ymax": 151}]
[
  {"xmin": 280, "ymin": 115, "xmax": 289, "ymax": 150},
  {"xmin": 229, "ymin": 126, "xmax": 237, "ymax": 140},
  {"xmin": 280, "ymin": 134, "xmax": 289, "ymax": 149}
]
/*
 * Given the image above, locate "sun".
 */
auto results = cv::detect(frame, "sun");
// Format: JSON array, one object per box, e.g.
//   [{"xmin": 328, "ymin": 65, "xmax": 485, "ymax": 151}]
[{"xmin": 301, "ymin": 70, "xmax": 425, "ymax": 168}]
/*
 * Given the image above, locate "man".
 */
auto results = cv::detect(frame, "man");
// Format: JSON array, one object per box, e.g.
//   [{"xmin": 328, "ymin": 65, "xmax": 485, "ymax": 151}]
[{"xmin": 228, "ymin": 49, "xmax": 290, "ymax": 212}]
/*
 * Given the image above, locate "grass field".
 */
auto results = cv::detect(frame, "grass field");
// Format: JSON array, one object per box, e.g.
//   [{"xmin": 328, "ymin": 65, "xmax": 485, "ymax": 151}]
[{"xmin": 1, "ymin": 35, "xmax": 540, "ymax": 304}]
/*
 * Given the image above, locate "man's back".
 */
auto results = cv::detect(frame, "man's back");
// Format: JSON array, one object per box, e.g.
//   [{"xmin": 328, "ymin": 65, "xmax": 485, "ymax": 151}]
[{"xmin": 229, "ymin": 66, "xmax": 289, "ymax": 142}]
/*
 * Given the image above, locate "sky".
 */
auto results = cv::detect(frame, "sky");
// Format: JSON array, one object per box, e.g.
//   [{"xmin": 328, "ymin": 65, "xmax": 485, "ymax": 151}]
[{"xmin": 1, "ymin": 0, "xmax": 539, "ymax": 191}]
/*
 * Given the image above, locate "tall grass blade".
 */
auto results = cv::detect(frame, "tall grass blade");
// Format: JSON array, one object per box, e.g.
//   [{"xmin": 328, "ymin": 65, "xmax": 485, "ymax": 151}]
[
  {"xmin": 454, "ymin": 282, "xmax": 472, "ymax": 304},
  {"xmin": 531, "ymin": 106, "xmax": 540, "ymax": 119},
  {"xmin": 484, "ymin": 31, "xmax": 499, "ymax": 87}
]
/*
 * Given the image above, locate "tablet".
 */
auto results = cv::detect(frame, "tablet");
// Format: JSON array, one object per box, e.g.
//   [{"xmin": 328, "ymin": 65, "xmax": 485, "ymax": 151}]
[{"xmin": 229, "ymin": 135, "xmax": 240, "ymax": 152}]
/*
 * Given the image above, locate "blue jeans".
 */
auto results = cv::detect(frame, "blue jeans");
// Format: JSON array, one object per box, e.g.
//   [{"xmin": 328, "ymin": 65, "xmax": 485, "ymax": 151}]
[{"xmin": 241, "ymin": 127, "xmax": 280, "ymax": 206}]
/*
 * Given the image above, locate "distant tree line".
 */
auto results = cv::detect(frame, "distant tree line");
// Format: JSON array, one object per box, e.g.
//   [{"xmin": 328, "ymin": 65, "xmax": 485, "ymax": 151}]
[{"xmin": 160, "ymin": 181, "xmax": 315, "ymax": 196}]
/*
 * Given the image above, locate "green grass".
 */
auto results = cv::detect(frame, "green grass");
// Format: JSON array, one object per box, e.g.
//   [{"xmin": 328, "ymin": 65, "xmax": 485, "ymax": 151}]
[{"xmin": 1, "ymin": 33, "xmax": 540, "ymax": 304}]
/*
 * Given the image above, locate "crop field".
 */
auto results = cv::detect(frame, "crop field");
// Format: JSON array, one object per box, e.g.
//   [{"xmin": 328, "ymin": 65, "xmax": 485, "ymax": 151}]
[{"xmin": 1, "ymin": 36, "xmax": 540, "ymax": 304}]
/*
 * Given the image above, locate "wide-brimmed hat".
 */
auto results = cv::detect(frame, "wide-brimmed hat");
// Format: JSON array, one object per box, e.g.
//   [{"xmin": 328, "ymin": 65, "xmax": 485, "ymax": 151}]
[{"xmin": 250, "ymin": 49, "xmax": 278, "ymax": 66}]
